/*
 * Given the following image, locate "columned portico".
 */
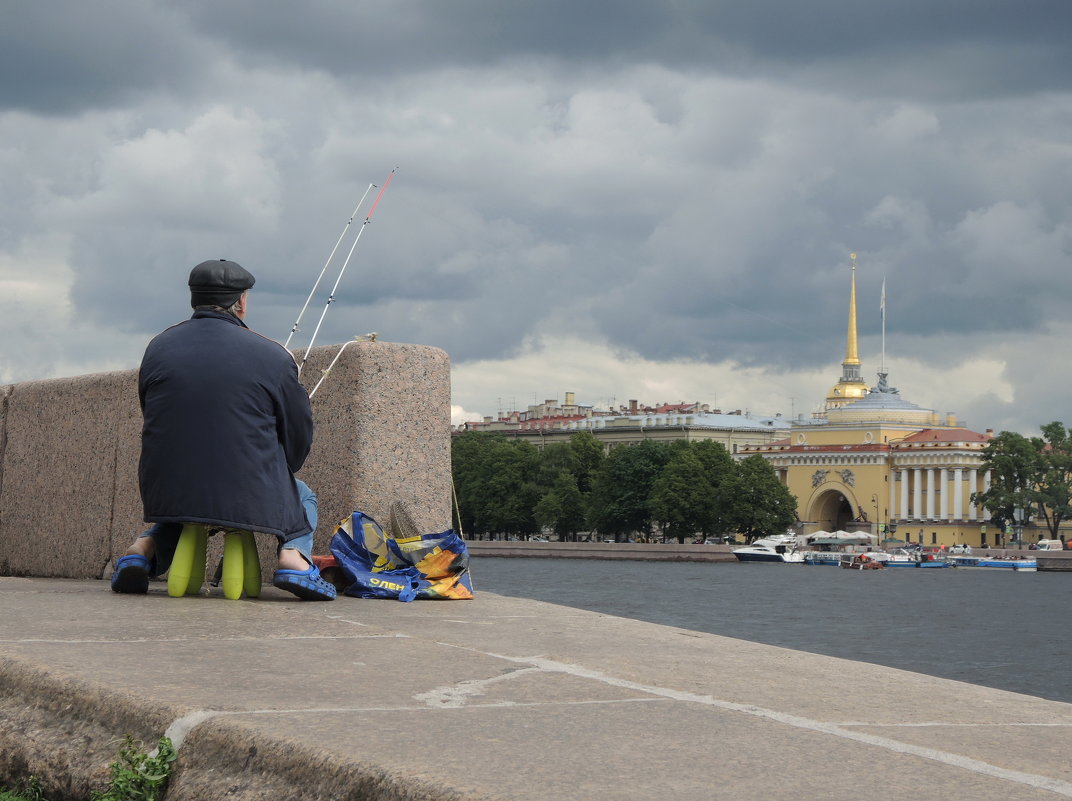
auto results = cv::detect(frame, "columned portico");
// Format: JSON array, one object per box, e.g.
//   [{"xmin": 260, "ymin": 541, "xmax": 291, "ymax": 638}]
[
  {"xmin": 913, "ymin": 468, "xmax": 923, "ymax": 520},
  {"xmin": 953, "ymin": 467, "xmax": 964, "ymax": 520},
  {"xmin": 889, "ymin": 471, "xmax": 897, "ymax": 525},
  {"xmin": 926, "ymin": 468, "xmax": 936, "ymax": 520},
  {"xmin": 940, "ymin": 468, "xmax": 949, "ymax": 520},
  {"xmin": 968, "ymin": 468, "xmax": 978, "ymax": 519}
]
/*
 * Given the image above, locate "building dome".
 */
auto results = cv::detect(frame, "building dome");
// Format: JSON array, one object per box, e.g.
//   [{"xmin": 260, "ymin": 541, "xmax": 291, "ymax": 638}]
[
  {"xmin": 826, "ymin": 380, "xmax": 869, "ymax": 406},
  {"xmin": 827, "ymin": 372, "xmax": 935, "ymax": 424}
]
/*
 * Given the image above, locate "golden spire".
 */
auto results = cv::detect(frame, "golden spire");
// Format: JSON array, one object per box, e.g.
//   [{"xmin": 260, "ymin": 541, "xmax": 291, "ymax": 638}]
[
  {"xmin": 845, "ymin": 252, "xmax": 860, "ymax": 365},
  {"xmin": 822, "ymin": 252, "xmax": 868, "ymax": 413}
]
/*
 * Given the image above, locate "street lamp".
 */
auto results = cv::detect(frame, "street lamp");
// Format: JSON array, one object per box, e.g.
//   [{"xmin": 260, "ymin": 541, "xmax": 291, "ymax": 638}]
[{"xmin": 871, "ymin": 493, "xmax": 880, "ymax": 541}]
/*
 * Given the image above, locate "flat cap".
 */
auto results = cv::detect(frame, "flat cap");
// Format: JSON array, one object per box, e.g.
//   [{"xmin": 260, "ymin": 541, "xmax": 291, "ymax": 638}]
[{"xmin": 188, "ymin": 259, "xmax": 255, "ymax": 309}]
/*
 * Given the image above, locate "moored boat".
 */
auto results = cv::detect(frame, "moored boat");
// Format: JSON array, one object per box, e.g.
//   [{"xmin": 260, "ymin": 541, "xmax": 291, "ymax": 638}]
[
  {"xmin": 947, "ymin": 554, "xmax": 1037, "ymax": 571},
  {"xmin": 733, "ymin": 534, "xmax": 804, "ymax": 564},
  {"xmin": 881, "ymin": 548, "xmax": 923, "ymax": 567},
  {"xmin": 801, "ymin": 530, "xmax": 876, "ymax": 566},
  {"xmin": 839, "ymin": 553, "xmax": 886, "ymax": 569}
]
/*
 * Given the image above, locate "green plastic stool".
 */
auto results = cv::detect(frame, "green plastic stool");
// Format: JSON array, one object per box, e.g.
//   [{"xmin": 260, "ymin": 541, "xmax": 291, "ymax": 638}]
[{"xmin": 167, "ymin": 524, "xmax": 261, "ymax": 600}]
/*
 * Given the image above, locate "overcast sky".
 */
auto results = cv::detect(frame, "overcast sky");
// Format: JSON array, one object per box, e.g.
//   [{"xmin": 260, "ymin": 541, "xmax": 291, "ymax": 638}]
[{"xmin": 2, "ymin": 1, "xmax": 1070, "ymax": 434}]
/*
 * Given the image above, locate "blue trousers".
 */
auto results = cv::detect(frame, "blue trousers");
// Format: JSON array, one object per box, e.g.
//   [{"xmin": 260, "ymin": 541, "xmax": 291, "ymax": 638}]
[{"xmin": 140, "ymin": 479, "xmax": 318, "ymax": 576}]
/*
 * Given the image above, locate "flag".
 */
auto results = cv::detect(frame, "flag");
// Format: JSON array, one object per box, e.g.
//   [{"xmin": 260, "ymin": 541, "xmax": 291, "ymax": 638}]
[{"xmin": 880, "ymin": 278, "xmax": 886, "ymax": 315}]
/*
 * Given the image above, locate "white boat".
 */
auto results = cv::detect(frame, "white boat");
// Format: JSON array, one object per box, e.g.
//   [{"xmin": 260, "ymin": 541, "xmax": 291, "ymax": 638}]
[
  {"xmin": 733, "ymin": 534, "xmax": 804, "ymax": 564},
  {"xmin": 880, "ymin": 548, "xmax": 924, "ymax": 567}
]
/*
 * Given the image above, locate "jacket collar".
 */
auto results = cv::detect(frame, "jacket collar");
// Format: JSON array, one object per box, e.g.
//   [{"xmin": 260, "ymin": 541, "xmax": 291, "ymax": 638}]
[{"xmin": 191, "ymin": 309, "xmax": 249, "ymax": 329}]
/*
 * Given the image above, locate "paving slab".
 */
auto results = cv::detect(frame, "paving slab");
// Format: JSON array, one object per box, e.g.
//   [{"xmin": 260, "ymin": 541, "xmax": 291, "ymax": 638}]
[{"xmin": 1, "ymin": 576, "xmax": 1071, "ymax": 800}]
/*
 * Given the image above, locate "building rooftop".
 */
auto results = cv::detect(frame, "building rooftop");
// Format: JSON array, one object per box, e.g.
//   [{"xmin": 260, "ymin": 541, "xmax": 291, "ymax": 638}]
[
  {"xmin": 565, "ymin": 410, "xmax": 790, "ymax": 433},
  {"xmin": 902, "ymin": 428, "xmax": 990, "ymax": 444}
]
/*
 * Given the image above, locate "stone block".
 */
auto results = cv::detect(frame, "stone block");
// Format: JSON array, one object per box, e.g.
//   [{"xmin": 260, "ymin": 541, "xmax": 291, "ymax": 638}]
[
  {"xmin": 0, "ymin": 372, "xmax": 141, "ymax": 579},
  {"xmin": 296, "ymin": 340, "xmax": 452, "ymax": 554}
]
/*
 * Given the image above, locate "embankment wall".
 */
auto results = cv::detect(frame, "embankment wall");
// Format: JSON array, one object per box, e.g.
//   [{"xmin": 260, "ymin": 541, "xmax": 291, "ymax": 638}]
[{"xmin": 0, "ymin": 341, "xmax": 451, "ymax": 579}]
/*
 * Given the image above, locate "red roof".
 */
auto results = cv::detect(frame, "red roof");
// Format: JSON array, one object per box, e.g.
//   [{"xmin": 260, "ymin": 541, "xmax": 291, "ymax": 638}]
[{"xmin": 901, "ymin": 428, "xmax": 990, "ymax": 444}]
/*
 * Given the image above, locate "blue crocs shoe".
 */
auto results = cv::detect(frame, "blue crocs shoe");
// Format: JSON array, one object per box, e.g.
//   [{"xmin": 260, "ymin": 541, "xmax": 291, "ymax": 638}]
[
  {"xmin": 111, "ymin": 554, "xmax": 151, "ymax": 594},
  {"xmin": 272, "ymin": 563, "xmax": 336, "ymax": 601}
]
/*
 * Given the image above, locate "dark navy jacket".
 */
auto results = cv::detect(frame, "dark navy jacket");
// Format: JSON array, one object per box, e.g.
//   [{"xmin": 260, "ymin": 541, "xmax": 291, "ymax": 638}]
[{"xmin": 138, "ymin": 310, "xmax": 314, "ymax": 540}]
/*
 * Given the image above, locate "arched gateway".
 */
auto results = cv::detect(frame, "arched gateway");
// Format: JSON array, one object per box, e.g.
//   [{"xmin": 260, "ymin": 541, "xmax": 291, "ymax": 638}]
[{"xmin": 808, "ymin": 488, "xmax": 856, "ymax": 532}]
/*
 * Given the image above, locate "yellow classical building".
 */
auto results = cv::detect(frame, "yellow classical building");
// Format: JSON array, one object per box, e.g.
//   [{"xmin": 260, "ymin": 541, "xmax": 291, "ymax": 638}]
[{"xmin": 743, "ymin": 259, "xmax": 998, "ymax": 548}]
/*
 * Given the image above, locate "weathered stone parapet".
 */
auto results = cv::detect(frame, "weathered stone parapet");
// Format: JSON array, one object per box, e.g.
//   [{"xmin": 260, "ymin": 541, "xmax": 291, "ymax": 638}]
[{"xmin": 0, "ymin": 341, "xmax": 451, "ymax": 579}]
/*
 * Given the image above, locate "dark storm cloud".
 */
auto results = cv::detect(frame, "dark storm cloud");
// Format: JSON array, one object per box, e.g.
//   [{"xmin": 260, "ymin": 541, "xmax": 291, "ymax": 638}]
[
  {"xmin": 0, "ymin": 3, "xmax": 205, "ymax": 113},
  {"xmin": 174, "ymin": 0, "xmax": 1072, "ymax": 100},
  {"xmin": 4, "ymin": 0, "xmax": 1069, "ymax": 116}
]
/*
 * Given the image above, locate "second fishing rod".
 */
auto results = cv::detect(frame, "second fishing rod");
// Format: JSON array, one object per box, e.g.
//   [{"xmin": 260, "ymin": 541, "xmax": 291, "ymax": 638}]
[{"xmin": 285, "ymin": 168, "xmax": 397, "ymax": 383}]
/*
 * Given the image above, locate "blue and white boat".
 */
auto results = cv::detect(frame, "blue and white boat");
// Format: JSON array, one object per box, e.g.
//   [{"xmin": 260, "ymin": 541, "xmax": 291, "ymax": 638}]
[{"xmin": 947, "ymin": 555, "xmax": 1037, "ymax": 571}]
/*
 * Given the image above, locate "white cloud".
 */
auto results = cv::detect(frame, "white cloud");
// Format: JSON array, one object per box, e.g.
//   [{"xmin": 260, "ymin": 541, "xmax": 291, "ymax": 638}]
[
  {"xmin": 450, "ymin": 330, "xmax": 834, "ymax": 420},
  {"xmin": 57, "ymin": 106, "xmax": 282, "ymax": 232}
]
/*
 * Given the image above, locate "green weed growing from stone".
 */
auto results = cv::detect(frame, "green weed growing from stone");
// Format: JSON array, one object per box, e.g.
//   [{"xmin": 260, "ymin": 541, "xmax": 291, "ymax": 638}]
[
  {"xmin": 90, "ymin": 735, "xmax": 176, "ymax": 801},
  {"xmin": 0, "ymin": 776, "xmax": 44, "ymax": 801}
]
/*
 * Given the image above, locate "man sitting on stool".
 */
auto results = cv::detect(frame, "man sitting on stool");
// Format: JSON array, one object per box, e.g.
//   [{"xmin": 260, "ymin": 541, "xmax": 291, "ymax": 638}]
[{"xmin": 111, "ymin": 259, "xmax": 335, "ymax": 601}]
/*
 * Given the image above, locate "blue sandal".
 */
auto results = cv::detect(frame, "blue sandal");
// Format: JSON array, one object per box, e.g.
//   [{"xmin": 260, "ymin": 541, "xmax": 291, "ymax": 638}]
[
  {"xmin": 273, "ymin": 563, "xmax": 336, "ymax": 601},
  {"xmin": 110, "ymin": 554, "xmax": 152, "ymax": 594}
]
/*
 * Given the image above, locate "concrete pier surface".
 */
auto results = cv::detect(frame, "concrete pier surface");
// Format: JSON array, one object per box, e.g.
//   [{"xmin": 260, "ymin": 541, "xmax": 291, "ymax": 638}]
[{"xmin": 2, "ymin": 576, "xmax": 1071, "ymax": 801}]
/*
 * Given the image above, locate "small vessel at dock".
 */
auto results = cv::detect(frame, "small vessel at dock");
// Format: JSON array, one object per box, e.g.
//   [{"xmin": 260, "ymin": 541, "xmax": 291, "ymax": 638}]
[
  {"xmin": 732, "ymin": 534, "xmax": 804, "ymax": 563},
  {"xmin": 839, "ymin": 553, "xmax": 885, "ymax": 569},
  {"xmin": 946, "ymin": 554, "xmax": 1037, "ymax": 571}
]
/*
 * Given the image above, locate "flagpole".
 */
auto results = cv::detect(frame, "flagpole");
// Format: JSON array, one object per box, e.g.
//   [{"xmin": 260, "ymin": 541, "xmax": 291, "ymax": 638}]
[{"xmin": 880, "ymin": 276, "xmax": 887, "ymax": 374}]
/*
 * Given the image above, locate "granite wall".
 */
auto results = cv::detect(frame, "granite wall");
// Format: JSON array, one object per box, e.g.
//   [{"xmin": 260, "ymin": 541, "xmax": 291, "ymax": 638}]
[{"xmin": 0, "ymin": 341, "xmax": 451, "ymax": 580}]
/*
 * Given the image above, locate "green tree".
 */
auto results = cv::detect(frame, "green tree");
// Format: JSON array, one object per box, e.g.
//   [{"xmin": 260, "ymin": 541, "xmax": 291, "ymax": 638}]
[
  {"xmin": 726, "ymin": 454, "xmax": 798, "ymax": 541},
  {"xmin": 451, "ymin": 431, "xmax": 494, "ymax": 537},
  {"xmin": 451, "ymin": 432, "xmax": 540, "ymax": 539},
  {"xmin": 534, "ymin": 471, "xmax": 587, "ymax": 540},
  {"xmin": 977, "ymin": 423, "xmax": 1072, "ymax": 539},
  {"xmin": 650, "ymin": 448, "xmax": 712, "ymax": 543},
  {"xmin": 589, "ymin": 440, "xmax": 672, "ymax": 540},
  {"xmin": 1033, "ymin": 422, "xmax": 1072, "ymax": 537},
  {"xmin": 973, "ymin": 430, "xmax": 1040, "ymax": 538},
  {"xmin": 481, "ymin": 438, "xmax": 541, "ymax": 539},
  {"xmin": 536, "ymin": 442, "xmax": 575, "ymax": 488},
  {"xmin": 568, "ymin": 431, "xmax": 605, "ymax": 495},
  {"xmin": 691, "ymin": 440, "xmax": 737, "ymax": 538}
]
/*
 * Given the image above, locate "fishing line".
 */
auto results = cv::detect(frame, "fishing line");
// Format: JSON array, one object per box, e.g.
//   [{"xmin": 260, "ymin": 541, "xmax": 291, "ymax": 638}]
[{"xmin": 307, "ymin": 333, "xmax": 377, "ymax": 399}]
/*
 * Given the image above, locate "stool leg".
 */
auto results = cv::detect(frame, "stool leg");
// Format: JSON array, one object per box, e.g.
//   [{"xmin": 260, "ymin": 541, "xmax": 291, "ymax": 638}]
[
  {"xmin": 242, "ymin": 530, "xmax": 261, "ymax": 598},
  {"xmin": 187, "ymin": 526, "xmax": 208, "ymax": 595},
  {"xmin": 222, "ymin": 531, "xmax": 246, "ymax": 600},
  {"xmin": 168, "ymin": 524, "xmax": 205, "ymax": 597}
]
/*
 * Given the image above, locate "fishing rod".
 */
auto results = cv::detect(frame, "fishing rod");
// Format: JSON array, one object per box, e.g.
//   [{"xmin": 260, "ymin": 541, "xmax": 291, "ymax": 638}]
[
  {"xmin": 284, "ymin": 183, "xmax": 376, "ymax": 350},
  {"xmin": 297, "ymin": 167, "xmax": 397, "ymax": 378}
]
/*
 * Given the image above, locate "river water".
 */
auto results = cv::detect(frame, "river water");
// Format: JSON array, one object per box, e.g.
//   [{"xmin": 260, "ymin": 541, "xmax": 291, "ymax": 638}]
[{"xmin": 472, "ymin": 557, "xmax": 1072, "ymax": 704}]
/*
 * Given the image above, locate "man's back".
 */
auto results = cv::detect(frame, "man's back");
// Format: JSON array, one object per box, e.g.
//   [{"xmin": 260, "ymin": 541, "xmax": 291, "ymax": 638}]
[{"xmin": 138, "ymin": 309, "xmax": 314, "ymax": 538}]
